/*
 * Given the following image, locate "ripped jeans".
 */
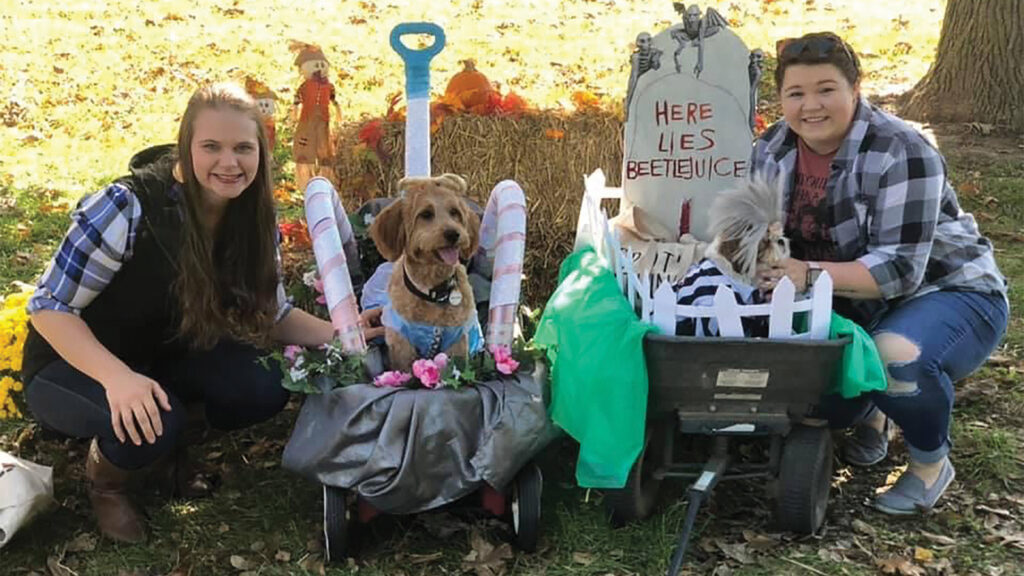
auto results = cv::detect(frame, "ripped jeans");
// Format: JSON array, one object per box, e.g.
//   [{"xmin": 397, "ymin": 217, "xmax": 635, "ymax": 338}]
[{"xmin": 816, "ymin": 290, "xmax": 1009, "ymax": 463}]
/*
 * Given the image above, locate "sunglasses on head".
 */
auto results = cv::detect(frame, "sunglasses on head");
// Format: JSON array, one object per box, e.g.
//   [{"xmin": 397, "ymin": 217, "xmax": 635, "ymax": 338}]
[{"xmin": 776, "ymin": 35, "xmax": 855, "ymax": 64}]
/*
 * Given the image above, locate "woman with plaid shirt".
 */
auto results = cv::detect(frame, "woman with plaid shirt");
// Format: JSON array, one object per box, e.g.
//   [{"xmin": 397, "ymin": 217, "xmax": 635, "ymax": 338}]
[{"xmin": 753, "ymin": 32, "xmax": 1008, "ymax": 515}]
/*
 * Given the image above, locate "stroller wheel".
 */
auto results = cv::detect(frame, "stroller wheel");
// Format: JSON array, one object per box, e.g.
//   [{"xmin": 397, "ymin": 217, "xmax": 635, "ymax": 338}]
[
  {"xmin": 605, "ymin": 423, "xmax": 664, "ymax": 527},
  {"xmin": 511, "ymin": 461, "xmax": 543, "ymax": 552},
  {"xmin": 775, "ymin": 425, "xmax": 833, "ymax": 534},
  {"xmin": 323, "ymin": 484, "xmax": 351, "ymax": 563}
]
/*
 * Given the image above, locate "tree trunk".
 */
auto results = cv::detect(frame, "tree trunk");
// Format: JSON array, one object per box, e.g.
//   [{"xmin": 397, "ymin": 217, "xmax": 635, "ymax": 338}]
[{"xmin": 901, "ymin": 0, "xmax": 1024, "ymax": 131}]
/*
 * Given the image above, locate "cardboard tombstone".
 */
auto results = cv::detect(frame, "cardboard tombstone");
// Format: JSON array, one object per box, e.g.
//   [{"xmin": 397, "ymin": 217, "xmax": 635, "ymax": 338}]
[{"xmin": 615, "ymin": 3, "xmax": 763, "ymax": 282}]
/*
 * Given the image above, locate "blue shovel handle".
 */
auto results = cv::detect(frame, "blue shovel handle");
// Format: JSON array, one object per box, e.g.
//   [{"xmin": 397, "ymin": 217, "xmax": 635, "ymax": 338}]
[{"xmin": 389, "ymin": 22, "xmax": 446, "ymax": 99}]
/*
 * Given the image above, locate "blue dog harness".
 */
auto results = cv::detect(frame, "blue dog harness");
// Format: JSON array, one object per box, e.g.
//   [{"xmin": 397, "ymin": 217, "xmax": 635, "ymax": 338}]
[{"xmin": 382, "ymin": 305, "xmax": 484, "ymax": 358}]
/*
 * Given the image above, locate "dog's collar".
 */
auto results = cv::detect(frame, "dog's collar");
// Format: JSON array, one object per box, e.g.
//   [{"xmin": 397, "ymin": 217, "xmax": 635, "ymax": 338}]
[{"xmin": 403, "ymin": 269, "xmax": 463, "ymax": 306}]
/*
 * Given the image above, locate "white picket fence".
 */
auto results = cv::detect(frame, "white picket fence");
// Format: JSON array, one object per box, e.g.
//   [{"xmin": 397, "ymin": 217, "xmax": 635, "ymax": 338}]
[{"xmin": 575, "ymin": 169, "xmax": 833, "ymax": 340}]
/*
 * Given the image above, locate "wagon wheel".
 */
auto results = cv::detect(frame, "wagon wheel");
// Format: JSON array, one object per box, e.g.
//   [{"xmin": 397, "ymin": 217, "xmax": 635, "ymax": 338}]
[
  {"xmin": 510, "ymin": 461, "xmax": 543, "ymax": 552},
  {"xmin": 775, "ymin": 425, "xmax": 833, "ymax": 533},
  {"xmin": 604, "ymin": 422, "xmax": 666, "ymax": 527},
  {"xmin": 323, "ymin": 484, "xmax": 352, "ymax": 563}
]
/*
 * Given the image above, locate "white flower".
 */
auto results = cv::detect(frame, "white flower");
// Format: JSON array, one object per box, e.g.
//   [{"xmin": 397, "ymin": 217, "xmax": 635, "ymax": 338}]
[{"xmin": 302, "ymin": 270, "xmax": 318, "ymax": 288}]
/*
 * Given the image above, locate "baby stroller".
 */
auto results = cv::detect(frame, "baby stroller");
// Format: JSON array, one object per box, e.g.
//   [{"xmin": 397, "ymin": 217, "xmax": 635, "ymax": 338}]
[
  {"xmin": 577, "ymin": 170, "xmax": 849, "ymax": 574},
  {"xmin": 280, "ymin": 23, "xmax": 555, "ymax": 563}
]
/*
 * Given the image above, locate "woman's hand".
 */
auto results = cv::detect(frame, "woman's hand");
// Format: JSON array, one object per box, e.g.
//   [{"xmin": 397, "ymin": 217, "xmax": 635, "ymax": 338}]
[
  {"xmin": 104, "ymin": 371, "xmax": 172, "ymax": 446},
  {"xmin": 777, "ymin": 257, "xmax": 811, "ymax": 292},
  {"xmin": 359, "ymin": 307, "xmax": 385, "ymax": 340}
]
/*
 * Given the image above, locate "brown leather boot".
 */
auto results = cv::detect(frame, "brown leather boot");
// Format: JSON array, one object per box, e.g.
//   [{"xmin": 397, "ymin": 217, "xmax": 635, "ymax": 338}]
[
  {"xmin": 85, "ymin": 439, "xmax": 146, "ymax": 543},
  {"xmin": 148, "ymin": 445, "xmax": 219, "ymax": 499}
]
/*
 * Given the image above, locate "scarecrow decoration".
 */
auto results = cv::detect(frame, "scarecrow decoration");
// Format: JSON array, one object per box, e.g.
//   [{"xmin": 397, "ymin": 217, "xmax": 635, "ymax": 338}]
[
  {"xmin": 244, "ymin": 76, "xmax": 279, "ymax": 152},
  {"xmin": 289, "ymin": 41, "xmax": 341, "ymax": 190}
]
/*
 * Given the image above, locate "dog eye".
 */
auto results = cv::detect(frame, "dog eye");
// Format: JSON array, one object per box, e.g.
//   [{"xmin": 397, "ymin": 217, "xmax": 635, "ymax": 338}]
[
  {"xmin": 776, "ymin": 239, "xmax": 786, "ymax": 247},
  {"xmin": 449, "ymin": 208, "xmax": 462, "ymax": 220},
  {"xmin": 418, "ymin": 209, "xmax": 434, "ymax": 221}
]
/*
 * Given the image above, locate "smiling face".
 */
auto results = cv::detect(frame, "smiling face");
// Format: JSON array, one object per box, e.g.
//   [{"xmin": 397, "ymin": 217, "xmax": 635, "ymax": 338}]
[
  {"xmin": 189, "ymin": 107, "xmax": 260, "ymax": 210},
  {"xmin": 403, "ymin": 187, "xmax": 476, "ymax": 269},
  {"xmin": 780, "ymin": 63, "xmax": 859, "ymax": 154}
]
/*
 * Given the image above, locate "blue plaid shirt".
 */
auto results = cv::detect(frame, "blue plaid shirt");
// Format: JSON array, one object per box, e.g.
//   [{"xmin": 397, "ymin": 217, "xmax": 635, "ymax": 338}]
[
  {"xmin": 752, "ymin": 98, "xmax": 1006, "ymax": 303},
  {"xmin": 28, "ymin": 182, "xmax": 292, "ymax": 321}
]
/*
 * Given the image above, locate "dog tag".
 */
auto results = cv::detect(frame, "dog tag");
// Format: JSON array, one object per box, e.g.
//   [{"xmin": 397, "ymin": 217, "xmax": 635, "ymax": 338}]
[{"xmin": 448, "ymin": 290, "xmax": 462, "ymax": 306}]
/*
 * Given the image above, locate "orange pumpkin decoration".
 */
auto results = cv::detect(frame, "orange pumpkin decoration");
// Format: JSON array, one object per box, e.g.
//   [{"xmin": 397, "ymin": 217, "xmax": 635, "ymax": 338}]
[{"xmin": 444, "ymin": 59, "xmax": 494, "ymax": 112}]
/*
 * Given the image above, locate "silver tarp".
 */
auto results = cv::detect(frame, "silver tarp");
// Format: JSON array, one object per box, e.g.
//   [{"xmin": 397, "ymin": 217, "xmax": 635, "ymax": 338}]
[{"xmin": 281, "ymin": 368, "xmax": 555, "ymax": 514}]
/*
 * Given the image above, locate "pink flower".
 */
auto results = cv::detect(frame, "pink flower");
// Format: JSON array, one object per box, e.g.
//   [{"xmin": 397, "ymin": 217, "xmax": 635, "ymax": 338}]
[
  {"xmin": 412, "ymin": 358, "xmax": 442, "ymax": 388},
  {"xmin": 373, "ymin": 370, "xmax": 412, "ymax": 388},
  {"xmin": 432, "ymin": 353, "xmax": 448, "ymax": 370},
  {"xmin": 492, "ymin": 345, "xmax": 520, "ymax": 375},
  {"xmin": 313, "ymin": 278, "xmax": 326, "ymax": 305},
  {"xmin": 283, "ymin": 345, "xmax": 303, "ymax": 364}
]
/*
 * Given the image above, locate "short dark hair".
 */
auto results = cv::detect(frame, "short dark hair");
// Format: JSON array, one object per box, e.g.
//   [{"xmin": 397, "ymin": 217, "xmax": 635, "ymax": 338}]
[{"xmin": 774, "ymin": 31, "xmax": 860, "ymax": 91}]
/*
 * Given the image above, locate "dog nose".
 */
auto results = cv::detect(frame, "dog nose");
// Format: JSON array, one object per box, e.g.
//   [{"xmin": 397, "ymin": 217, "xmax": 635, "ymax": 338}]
[{"xmin": 444, "ymin": 228, "xmax": 460, "ymax": 245}]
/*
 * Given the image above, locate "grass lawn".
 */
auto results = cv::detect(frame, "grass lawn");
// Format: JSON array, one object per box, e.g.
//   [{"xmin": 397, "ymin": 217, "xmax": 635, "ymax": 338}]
[{"xmin": 2, "ymin": 1, "xmax": 1023, "ymax": 574}]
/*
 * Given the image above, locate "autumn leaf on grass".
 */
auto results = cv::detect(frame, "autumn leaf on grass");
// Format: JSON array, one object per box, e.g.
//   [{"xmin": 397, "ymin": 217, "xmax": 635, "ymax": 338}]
[
  {"xmin": 38, "ymin": 199, "xmax": 72, "ymax": 214},
  {"xmin": 65, "ymin": 531, "xmax": 97, "ymax": 552},
  {"xmin": 913, "ymin": 547, "xmax": 934, "ymax": 562},
  {"xmin": 571, "ymin": 90, "xmax": 601, "ymax": 111},
  {"xmin": 741, "ymin": 529, "xmax": 781, "ymax": 551},
  {"xmin": 957, "ymin": 179, "xmax": 981, "ymax": 197},
  {"xmin": 876, "ymin": 556, "xmax": 926, "ymax": 576},
  {"xmin": 544, "ymin": 128, "xmax": 564, "ymax": 140},
  {"xmin": 230, "ymin": 554, "xmax": 253, "ymax": 570},
  {"xmin": 919, "ymin": 530, "xmax": 957, "ymax": 547},
  {"xmin": 851, "ymin": 518, "xmax": 877, "ymax": 537},
  {"xmin": 461, "ymin": 529, "xmax": 512, "ymax": 576}
]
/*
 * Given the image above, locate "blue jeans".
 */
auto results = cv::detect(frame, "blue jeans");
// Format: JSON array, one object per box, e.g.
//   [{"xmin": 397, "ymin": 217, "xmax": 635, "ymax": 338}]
[
  {"xmin": 817, "ymin": 290, "xmax": 1008, "ymax": 463},
  {"xmin": 25, "ymin": 339, "xmax": 287, "ymax": 470}
]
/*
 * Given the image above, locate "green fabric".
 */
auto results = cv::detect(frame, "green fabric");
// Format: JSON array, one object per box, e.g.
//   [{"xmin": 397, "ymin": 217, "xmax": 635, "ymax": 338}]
[
  {"xmin": 532, "ymin": 247, "xmax": 657, "ymax": 489},
  {"xmin": 828, "ymin": 311, "xmax": 888, "ymax": 398}
]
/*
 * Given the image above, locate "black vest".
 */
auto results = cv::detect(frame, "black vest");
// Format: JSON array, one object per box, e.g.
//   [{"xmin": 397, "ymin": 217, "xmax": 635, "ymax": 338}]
[{"xmin": 22, "ymin": 145, "xmax": 186, "ymax": 383}]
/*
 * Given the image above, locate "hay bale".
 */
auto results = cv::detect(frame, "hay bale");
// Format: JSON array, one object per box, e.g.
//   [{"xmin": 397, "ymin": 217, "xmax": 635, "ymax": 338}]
[{"xmin": 334, "ymin": 111, "xmax": 624, "ymax": 307}]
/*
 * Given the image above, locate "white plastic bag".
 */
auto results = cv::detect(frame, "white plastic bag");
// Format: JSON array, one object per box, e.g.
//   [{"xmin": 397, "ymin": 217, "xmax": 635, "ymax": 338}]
[{"xmin": 0, "ymin": 450, "xmax": 54, "ymax": 548}]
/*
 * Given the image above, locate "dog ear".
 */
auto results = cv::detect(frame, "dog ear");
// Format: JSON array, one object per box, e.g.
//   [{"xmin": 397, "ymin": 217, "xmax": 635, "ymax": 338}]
[
  {"xmin": 461, "ymin": 198, "xmax": 481, "ymax": 261},
  {"xmin": 370, "ymin": 199, "xmax": 405, "ymax": 262}
]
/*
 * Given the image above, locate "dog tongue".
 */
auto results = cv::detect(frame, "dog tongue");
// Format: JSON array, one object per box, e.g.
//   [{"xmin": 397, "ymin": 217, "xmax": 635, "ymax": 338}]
[{"xmin": 438, "ymin": 247, "xmax": 460, "ymax": 265}]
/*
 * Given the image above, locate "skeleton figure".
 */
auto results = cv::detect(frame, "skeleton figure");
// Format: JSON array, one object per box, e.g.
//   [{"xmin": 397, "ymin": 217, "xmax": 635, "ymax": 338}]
[
  {"xmin": 625, "ymin": 32, "xmax": 662, "ymax": 121},
  {"xmin": 669, "ymin": 3, "xmax": 729, "ymax": 78},
  {"xmin": 748, "ymin": 49, "xmax": 764, "ymax": 132}
]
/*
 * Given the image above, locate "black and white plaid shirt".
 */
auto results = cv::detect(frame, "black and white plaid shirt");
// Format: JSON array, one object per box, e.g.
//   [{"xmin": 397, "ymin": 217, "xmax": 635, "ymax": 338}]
[{"xmin": 752, "ymin": 98, "xmax": 1006, "ymax": 315}]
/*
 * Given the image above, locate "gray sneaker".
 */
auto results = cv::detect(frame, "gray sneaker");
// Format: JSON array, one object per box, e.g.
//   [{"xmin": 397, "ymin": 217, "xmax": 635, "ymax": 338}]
[
  {"xmin": 844, "ymin": 409, "xmax": 890, "ymax": 467},
  {"xmin": 872, "ymin": 458, "xmax": 955, "ymax": 515}
]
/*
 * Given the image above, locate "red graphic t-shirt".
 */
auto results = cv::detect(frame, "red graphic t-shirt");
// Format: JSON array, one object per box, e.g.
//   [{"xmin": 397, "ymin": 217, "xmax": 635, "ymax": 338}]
[{"xmin": 786, "ymin": 138, "xmax": 838, "ymax": 261}]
